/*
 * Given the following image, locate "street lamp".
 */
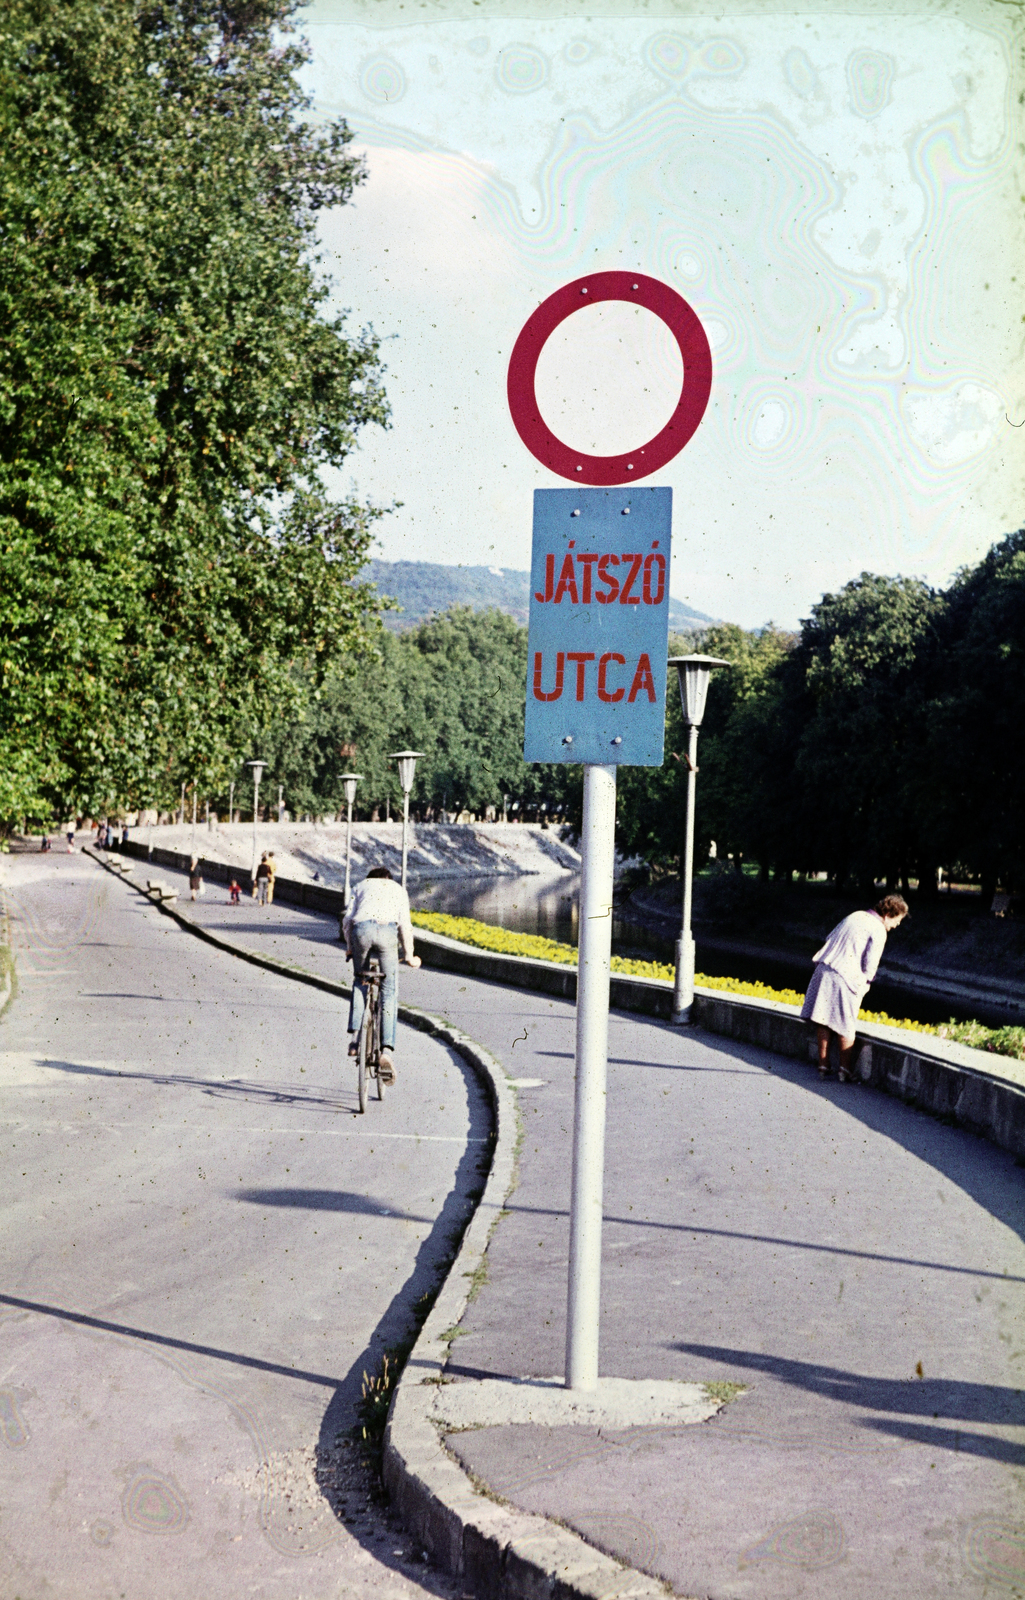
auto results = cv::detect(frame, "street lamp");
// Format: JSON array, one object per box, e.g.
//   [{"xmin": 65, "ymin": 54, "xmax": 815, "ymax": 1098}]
[
  {"xmin": 388, "ymin": 750, "xmax": 425, "ymax": 889},
  {"xmin": 668, "ymin": 654, "xmax": 730, "ymax": 1022},
  {"xmin": 246, "ymin": 760, "xmax": 266, "ymax": 889},
  {"xmin": 339, "ymin": 773, "xmax": 363, "ymax": 911}
]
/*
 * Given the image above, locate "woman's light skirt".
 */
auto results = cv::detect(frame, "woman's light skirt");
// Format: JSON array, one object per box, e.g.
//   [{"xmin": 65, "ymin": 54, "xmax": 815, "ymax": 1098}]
[{"xmin": 801, "ymin": 962, "xmax": 860, "ymax": 1038}]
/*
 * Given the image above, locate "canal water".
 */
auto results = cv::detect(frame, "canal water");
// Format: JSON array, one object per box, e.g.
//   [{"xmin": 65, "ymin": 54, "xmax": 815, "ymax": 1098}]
[{"xmin": 414, "ymin": 871, "xmax": 980, "ymax": 1027}]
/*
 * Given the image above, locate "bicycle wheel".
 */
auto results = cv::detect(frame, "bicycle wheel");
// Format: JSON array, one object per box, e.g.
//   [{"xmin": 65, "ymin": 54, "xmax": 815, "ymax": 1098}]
[
  {"xmin": 356, "ymin": 1006, "xmax": 371, "ymax": 1114},
  {"xmin": 374, "ymin": 985, "xmax": 386, "ymax": 1100}
]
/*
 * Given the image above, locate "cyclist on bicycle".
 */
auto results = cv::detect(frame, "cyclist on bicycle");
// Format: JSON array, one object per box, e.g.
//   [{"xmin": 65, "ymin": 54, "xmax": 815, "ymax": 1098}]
[{"xmin": 342, "ymin": 865, "xmax": 421, "ymax": 1084}]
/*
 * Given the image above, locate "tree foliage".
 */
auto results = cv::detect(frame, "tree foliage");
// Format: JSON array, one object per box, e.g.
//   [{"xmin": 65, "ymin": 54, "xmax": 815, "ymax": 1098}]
[
  {"xmin": 0, "ymin": 0, "xmax": 388, "ymax": 820},
  {"xmin": 637, "ymin": 540, "xmax": 1025, "ymax": 894},
  {"xmin": 254, "ymin": 607, "xmax": 580, "ymax": 822}
]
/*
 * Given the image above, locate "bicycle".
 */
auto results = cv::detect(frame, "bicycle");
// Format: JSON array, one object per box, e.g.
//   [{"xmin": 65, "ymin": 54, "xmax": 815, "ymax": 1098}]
[{"xmin": 354, "ymin": 954, "xmax": 386, "ymax": 1113}]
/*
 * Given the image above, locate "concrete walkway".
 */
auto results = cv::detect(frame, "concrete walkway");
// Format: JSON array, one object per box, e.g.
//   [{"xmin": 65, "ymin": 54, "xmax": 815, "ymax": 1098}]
[
  {"xmin": 83, "ymin": 858, "xmax": 1025, "ymax": 1598},
  {"xmin": 0, "ymin": 851, "xmax": 487, "ymax": 1600}
]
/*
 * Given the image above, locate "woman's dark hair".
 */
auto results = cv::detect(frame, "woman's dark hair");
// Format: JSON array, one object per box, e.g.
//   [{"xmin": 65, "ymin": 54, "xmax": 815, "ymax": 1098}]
[
  {"xmin": 875, "ymin": 894, "xmax": 909, "ymax": 920},
  {"xmin": 367, "ymin": 866, "xmax": 393, "ymax": 880}
]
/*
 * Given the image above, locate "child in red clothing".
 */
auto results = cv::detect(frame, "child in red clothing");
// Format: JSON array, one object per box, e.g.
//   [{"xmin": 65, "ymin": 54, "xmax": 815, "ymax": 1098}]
[{"xmin": 229, "ymin": 879, "xmax": 241, "ymax": 905}]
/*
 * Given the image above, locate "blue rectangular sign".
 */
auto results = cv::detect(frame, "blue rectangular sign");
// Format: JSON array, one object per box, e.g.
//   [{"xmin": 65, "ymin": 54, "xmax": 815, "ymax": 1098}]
[{"xmin": 523, "ymin": 486, "xmax": 672, "ymax": 766}]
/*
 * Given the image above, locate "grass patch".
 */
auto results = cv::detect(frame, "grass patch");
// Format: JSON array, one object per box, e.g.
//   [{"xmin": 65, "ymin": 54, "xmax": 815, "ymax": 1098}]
[
  {"xmin": 412, "ymin": 911, "xmax": 1025, "ymax": 1065},
  {"xmin": 703, "ymin": 1381, "xmax": 747, "ymax": 1405},
  {"xmin": 0, "ymin": 898, "xmax": 16, "ymax": 1020}
]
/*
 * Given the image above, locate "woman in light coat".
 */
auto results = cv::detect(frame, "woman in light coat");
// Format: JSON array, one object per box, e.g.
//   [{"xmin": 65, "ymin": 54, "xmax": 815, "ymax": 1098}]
[{"xmin": 801, "ymin": 894, "xmax": 908, "ymax": 1080}]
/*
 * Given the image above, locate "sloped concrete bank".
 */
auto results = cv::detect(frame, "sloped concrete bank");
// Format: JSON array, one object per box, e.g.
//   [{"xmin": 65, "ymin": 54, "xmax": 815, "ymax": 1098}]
[
  {"xmin": 121, "ymin": 817, "xmax": 581, "ymax": 888},
  {"xmin": 111, "ymin": 839, "xmax": 1025, "ymax": 1162}
]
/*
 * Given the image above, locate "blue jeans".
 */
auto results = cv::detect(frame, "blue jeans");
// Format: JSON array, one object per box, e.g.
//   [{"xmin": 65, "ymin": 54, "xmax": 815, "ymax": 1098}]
[{"xmin": 348, "ymin": 922, "xmax": 399, "ymax": 1050}]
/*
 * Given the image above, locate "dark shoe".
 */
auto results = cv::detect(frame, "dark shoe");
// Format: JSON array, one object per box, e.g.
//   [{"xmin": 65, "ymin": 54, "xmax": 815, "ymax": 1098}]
[{"xmin": 378, "ymin": 1051, "xmax": 396, "ymax": 1085}]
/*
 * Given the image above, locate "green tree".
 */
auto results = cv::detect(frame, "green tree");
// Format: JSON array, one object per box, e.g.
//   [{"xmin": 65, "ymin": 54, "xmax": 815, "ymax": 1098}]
[
  {"xmin": 0, "ymin": 0, "xmax": 388, "ymax": 822},
  {"xmin": 924, "ymin": 529, "xmax": 1025, "ymax": 895},
  {"xmin": 789, "ymin": 575, "xmax": 944, "ymax": 889}
]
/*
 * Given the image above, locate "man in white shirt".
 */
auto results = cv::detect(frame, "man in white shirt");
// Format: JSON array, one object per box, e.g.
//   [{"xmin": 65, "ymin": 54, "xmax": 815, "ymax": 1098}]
[{"xmin": 342, "ymin": 867, "xmax": 420, "ymax": 1083}]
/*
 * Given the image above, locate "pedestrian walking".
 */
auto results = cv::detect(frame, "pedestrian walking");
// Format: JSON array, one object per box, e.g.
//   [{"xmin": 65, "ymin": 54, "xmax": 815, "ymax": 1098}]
[
  {"xmin": 188, "ymin": 857, "xmax": 203, "ymax": 901},
  {"xmin": 265, "ymin": 851, "xmax": 277, "ymax": 905},
  {"xmin": 229, "ymin": 878, "xmax": 241, "ymax": 905},
  {"xmin": 66, "ymin": 826, "xmax": 75, "ymax": 853},
  {"xmin": 802, "ymin": 894, "xmax": 908, "ymax": 1080},
  {"xmin": 255, "ymin": 852, "xmax": 271, "ymax": 905}
]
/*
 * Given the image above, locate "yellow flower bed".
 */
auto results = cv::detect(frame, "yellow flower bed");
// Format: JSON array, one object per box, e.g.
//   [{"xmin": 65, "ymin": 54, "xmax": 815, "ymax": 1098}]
[{"xmin": 410, "ymin": 910, "xmax": 1025, "ymax": 1061}]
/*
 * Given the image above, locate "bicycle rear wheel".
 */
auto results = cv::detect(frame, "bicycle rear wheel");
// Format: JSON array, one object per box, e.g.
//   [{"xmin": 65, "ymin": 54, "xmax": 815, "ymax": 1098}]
[
  {"xmin": 356, "ymin": 1010, "xmax": 371, "ymax": 1113},
  {"xmin": 374, "ymin": 987, "xmax": 386, "ymax": 1100}
]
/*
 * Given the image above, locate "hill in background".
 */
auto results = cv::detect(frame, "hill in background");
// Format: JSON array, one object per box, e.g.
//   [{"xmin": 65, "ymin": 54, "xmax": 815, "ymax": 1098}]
[{"xmin": 364, "ymin": 559, "xmax": 717, "ymax": 634}]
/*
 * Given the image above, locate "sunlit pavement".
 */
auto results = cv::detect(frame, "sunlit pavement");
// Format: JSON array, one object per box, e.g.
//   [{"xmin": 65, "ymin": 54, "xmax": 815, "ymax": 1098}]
[
  {"xmin": 0, "ymin": 850, "xmax": 484, "ymax": 1600},
  {"xmin": 134, "ymin": 858, "xmax": 1025, "ymax": 1599}
]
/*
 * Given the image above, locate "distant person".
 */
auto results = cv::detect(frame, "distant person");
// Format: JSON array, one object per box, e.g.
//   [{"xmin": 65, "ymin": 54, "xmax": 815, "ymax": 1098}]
[
  {"xmin": 255, "ymin": 852, "xmax": 271, "ymax": 905},
  {"xmin": 188, "ymin": 857, "xmax": 203, "ymax": 901},
  {"xmin": 229, "ymin": 878, "xmax": 241, "ymax": 905},
  {"xmin": 343, "ymin": 866, "xmax": 421, "ymax": 1084},
  {"xmin": 121, "ymin": 824, "xmax": 130, "ymax": 848},
  {"xmin": 40, "ymin": 835, "xmax": 50, "ymax": 853},
  {"xmin": 802, "ymin": 894, "xmax": 908, "ymax": 1081},
  {"xmin": 66, "ymin": 826, "xmax": 75, "ymax": 853},
  {"xmin": 265, "ymin": 851, "xmax": 277, "ymax": 905}
]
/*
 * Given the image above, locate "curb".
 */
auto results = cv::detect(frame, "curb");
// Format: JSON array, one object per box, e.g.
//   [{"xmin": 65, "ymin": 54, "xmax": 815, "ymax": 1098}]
[{"xmin": 84, "ymin": 848, "xmax": 672, "ymax": 1598}]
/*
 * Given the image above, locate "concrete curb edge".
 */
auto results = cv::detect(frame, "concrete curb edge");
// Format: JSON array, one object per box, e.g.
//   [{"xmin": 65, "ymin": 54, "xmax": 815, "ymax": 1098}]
[{"xmin": 83, "ymin": 848, "xmax": 671, "ymax": 1599}]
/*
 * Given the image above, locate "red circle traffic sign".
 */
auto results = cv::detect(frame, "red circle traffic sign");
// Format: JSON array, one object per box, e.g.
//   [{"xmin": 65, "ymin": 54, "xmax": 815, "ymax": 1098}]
[{"xmin": 507, "ymin": 271, "xmax": 712, "ymax": 485}]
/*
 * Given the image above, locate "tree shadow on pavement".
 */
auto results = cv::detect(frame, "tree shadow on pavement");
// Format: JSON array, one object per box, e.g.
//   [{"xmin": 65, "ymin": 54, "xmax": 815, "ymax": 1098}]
[
  {"xmin": 682, "ymin": 1031, "xmax": 1025, "ymax": 1247},
  {"xmin": 498, "ymin": 1201, "xmax": 1025, "ymax": 1284},
  {"xmin": 672, "ymin": 1342, "xmax": 1025, "ymax": 1466},
  {"xmin": 37, "ymin": 1056, "xmax": 344, "ymax": 1110}
]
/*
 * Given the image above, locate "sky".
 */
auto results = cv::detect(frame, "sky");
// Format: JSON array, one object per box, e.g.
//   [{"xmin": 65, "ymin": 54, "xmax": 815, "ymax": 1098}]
[{"xmin": 302, "ymin": 0, "xmax": 1024, "ymax": 628}]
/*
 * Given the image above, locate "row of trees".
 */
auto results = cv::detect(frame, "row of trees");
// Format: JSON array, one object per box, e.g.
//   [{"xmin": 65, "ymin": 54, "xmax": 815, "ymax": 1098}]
[
  {"xmin": 1, "ymin": 0, "xmax": 387, "ymax": 823},
  {"xmin": 247, "ymin": 530, "xmax": 1024, "ymax": 899},
  {"xmin": 618, "ymin": 530, "xmax": 1025, "ymax": 899}
]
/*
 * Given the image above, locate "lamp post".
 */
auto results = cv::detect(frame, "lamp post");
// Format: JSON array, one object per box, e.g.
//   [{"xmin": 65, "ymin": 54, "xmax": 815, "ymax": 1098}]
[
  {"xmin": 339, "ymin": 773, "xmax": 363, "ymax": 911},
  {"xmin": 278, "ymin": 783, "xmax": 284, "ymax": 824},
  {"xmin": 388, "ymin": 751, "xmax": 425, "ymax": 889},
  {"xmin": 190, "ymin": 782, "xmax": 197, "ymax": 858},
  {"xmin": 668, "ymin": 654, "xmax": 730, "ymax": 1023},
  {"xmin": 246, "ymin": 760, "xmax": 266, "ymax": 889}
]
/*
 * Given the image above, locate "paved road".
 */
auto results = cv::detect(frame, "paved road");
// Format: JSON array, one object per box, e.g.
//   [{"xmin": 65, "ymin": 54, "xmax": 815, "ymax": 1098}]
[
  {"xmin": 132, "ymin": 863, "xmax": 1025, "ymax": 1599},
  {"xmin": 0, "ymin": 850, "xmax": 487, "ymax": 1600}
]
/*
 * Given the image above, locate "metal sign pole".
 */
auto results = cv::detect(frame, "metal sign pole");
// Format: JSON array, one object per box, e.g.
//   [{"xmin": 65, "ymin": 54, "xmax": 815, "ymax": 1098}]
[
  {"xmin": 401, "ymin": 789, "xmax": 410, "ymax": 888},
  {"xmin": 344, "ymin": 797, "xmax": 354, "ymax": 907},
  {"xmin": 565, "ymin": 762, "xmax": 617, "ymax": 1391}
]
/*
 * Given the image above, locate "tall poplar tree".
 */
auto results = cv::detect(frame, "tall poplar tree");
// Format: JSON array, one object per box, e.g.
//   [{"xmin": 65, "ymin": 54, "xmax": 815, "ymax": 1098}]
[{"xmin": 0, "ymin": 0, "xmax": 388, "ymax": 820}]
